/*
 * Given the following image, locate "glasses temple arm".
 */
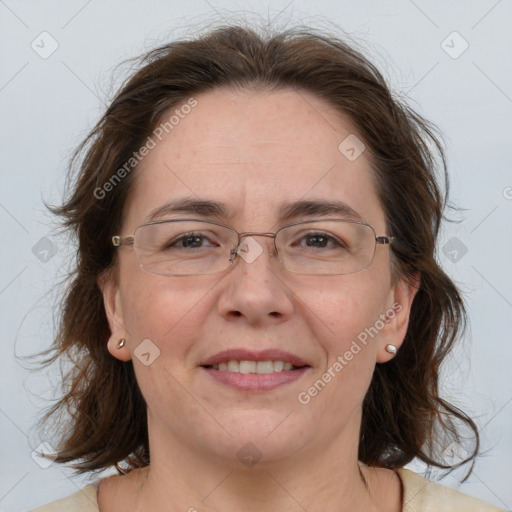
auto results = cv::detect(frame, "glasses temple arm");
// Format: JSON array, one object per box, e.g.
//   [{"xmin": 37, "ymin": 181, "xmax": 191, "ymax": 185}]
[{"xmin": 112, "ymin": 235, "xmax": 135, "ymax": 247}]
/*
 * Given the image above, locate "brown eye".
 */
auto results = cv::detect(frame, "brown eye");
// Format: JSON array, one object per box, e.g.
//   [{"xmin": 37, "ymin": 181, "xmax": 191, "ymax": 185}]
[
  {"xmin": 166, "ymin": 233, "xmax": 210, "ymax": 249},
  {"xmin": 294, "ymin": 231, "xmax": 347, "ymax": 250}
]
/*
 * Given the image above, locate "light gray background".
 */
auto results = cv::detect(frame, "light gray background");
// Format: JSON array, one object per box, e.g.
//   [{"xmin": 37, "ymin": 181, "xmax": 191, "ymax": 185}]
[{"xmin": 1, "ymin": 1, "xmax": 511, "ymax": 510}]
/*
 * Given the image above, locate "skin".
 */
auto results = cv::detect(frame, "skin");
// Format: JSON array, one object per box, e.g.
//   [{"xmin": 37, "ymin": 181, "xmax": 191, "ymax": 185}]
[{"xmin": 98, "ymin": 87, "xmax": 418, "ymax": 511}]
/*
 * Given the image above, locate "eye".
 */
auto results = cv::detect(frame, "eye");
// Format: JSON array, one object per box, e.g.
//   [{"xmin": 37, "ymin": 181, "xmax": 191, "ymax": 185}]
[
  {"xmin": 163, "ymin": 232, "xmax": 218, "ymax": 250},
  {"xmin": 302, "ymin": 233, "xmax": 334, "ymax": 248},
  {"xmin": 296, "ymin": 231, "xmax": 347, "ymax": 250}
]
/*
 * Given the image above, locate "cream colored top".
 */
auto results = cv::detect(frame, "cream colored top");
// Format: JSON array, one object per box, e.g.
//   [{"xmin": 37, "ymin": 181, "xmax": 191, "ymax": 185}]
[{"xmin": 31, "ymin": 468, "xmax": 507, "ymax": 511}]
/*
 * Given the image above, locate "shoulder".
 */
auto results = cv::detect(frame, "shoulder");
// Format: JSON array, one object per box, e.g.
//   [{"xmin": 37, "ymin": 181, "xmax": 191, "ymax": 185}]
[
  {"xmin": 30, "ymin": 485, "xmax": 99, "ymax": 511},
  {"xmin": 397, "ymin": 468, "xmax": 507, "ymax": 512},
  {"xmin": 29, "ymin": 470, "xmax": 507, "ymax": 512}
]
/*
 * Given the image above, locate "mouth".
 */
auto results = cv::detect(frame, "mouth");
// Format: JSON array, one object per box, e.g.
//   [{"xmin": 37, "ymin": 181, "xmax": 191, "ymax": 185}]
[
  {"xmin": 204, "ymin": 360, "xmax": 305, "ymax": 373},
  {"xmin": 199, "ymin": 349, "xmax": 311, "ymax": 391}
]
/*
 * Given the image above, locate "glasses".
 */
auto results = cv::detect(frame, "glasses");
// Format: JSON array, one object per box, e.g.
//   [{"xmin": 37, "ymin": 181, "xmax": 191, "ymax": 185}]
[{"xmin": 112, "ymin": 218, "xmax": 394, "ymax": 277}]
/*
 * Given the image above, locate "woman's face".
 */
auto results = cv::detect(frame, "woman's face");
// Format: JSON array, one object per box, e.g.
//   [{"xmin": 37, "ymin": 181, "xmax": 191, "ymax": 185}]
[{"xmin": 102, "ymin": 87, "xmax": 416, "ymax": 466}]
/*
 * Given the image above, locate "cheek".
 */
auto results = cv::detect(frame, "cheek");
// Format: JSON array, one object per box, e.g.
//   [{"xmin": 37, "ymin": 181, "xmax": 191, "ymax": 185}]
[
  {"xmin": 291, "ymin": 270, "xmax": 391, "ymax": 400},
  {"xmin": 121, "ymin": 275, "xmax": 215, "ymax": 414},
  {"xmin": 120, "ymin": 272, "xmax": 218, "ymax": 353},
  {"xmin": 294, "ymin": 283, "xmax": 385, "ymax": 424},
  {"xmin": 294, "ymin": 269, "xmax": 391, "ymax": 346}
]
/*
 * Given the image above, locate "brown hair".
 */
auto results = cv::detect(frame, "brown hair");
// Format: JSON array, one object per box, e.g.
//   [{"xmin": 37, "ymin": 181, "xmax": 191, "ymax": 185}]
[{"xmin": 43, "ymin": 22, "xmax": 479, "ymax": 476}]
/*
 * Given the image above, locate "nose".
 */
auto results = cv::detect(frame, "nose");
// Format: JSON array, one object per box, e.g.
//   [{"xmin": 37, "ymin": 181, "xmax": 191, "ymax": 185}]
[{"xmin": 217, "ymin": 235, "xmax": 294, "ymax": 325}]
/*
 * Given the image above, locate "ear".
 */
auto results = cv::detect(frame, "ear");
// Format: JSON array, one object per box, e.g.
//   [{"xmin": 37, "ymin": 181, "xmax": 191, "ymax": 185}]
[
  {"xmin": 98, "ymin": 270, "xmax": 132, "ymax": 362},
  {"xmin": 376, "ymin": 273, "xmax": 420, "ymax": 363}
]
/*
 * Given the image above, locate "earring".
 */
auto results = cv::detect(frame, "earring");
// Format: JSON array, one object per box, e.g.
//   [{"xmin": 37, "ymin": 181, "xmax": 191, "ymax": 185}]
[
  {"xmin": 385, "ymin": 344, "xmax": 397, "ymax": 355},
  {"xmin": 117, "ymin": 338, "xmax": 126, "ymax": 349}
]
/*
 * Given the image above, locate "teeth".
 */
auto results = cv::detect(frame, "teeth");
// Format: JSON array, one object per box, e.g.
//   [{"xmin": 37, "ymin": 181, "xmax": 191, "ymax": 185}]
[
  {"xmin": 239, "ymin": 361, "xmax": 256, "ymax": 374},
  {"xmin": 227, "ymin": 360, "xmax": 239, "ymax": 372},
  {"xmin": 212, "ymin": 360, "xmax": 299, "ymax": 374},
  {"xmin": 256, "ymin": 361, "xmax": 274, "ymax": 374},
  {"xmin": 273, "ymin": 360, "xmax": 284, "ymax": 372}
]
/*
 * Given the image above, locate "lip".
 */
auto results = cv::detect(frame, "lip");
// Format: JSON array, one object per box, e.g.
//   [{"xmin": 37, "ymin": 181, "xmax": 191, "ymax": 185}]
[
  {"xmin": 202, "ymin": 366, "xmax": 310, "ymax": 391},
  {"xmin": 199, "ymin": 348, "xmax": 309, "ymax": 368},
  {"xmin": 199, "ymin": 348, "xmax": 311, "ymax": 392}
]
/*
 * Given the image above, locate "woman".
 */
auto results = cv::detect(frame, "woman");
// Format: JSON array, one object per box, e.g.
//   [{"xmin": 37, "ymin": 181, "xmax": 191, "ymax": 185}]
[{"xmin": 33, "ymin": 23, "xmax": 505, "ymax": 511}]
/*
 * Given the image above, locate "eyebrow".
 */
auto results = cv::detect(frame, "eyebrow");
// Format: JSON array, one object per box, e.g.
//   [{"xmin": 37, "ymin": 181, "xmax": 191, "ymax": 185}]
[
  {"xmin": 278, "ymin": 199, "xmax": 363, "ymax": 223},
  {"xmin": 145, "ymin": 198, "xmax": 228, "ymax": 223},
  {"xmin": 144, "ymin": 197, "xmax": 363, "ymax": 224}
]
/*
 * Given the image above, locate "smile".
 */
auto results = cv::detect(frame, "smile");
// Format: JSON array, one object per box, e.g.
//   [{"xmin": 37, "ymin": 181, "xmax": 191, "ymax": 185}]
[
  {"xmin": 199, "ymin": 349, "xmax": 311, "ymax": 391},
  {"xmin": 206, "ymin": 360, "xmax": 303, "ymax": 373}
]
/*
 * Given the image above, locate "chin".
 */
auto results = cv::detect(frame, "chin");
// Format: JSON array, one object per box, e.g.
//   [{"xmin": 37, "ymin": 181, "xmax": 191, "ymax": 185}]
[{"xmin": 200, "ymin": 412, "xmax": 314, "ymax": 466}]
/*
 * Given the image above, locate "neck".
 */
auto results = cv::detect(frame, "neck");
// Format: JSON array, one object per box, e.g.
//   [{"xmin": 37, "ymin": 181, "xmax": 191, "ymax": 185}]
[
  {"xmin": 117, "ymin": 414, "xmax": 387, "ymax": 512},
  {"xmin": 133, "ymin": 459, "xmax": 373, "ymax": 512}
]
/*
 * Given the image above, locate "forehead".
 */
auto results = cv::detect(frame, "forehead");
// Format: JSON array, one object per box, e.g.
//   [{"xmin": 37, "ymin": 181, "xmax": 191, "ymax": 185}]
[{"xmin": 123, "ymin": 87, "xmax": 385, "ymax": 231}]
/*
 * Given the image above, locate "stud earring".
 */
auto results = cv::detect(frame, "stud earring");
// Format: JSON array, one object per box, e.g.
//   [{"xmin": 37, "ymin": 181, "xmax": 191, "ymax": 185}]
[
  {"xmin": 385, "ymin": 344, "xmax": 397, "ymax": 355},
  {"xmin": 117, "ymin": 338, "xmax": 126, "ymax": 349}
]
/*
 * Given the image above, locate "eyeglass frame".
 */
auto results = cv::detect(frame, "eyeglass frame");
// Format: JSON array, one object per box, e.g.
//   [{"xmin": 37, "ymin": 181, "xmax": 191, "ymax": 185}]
[{"xmin": 112, "ymin": 217, "xmax": 395, "ymax": 276}]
